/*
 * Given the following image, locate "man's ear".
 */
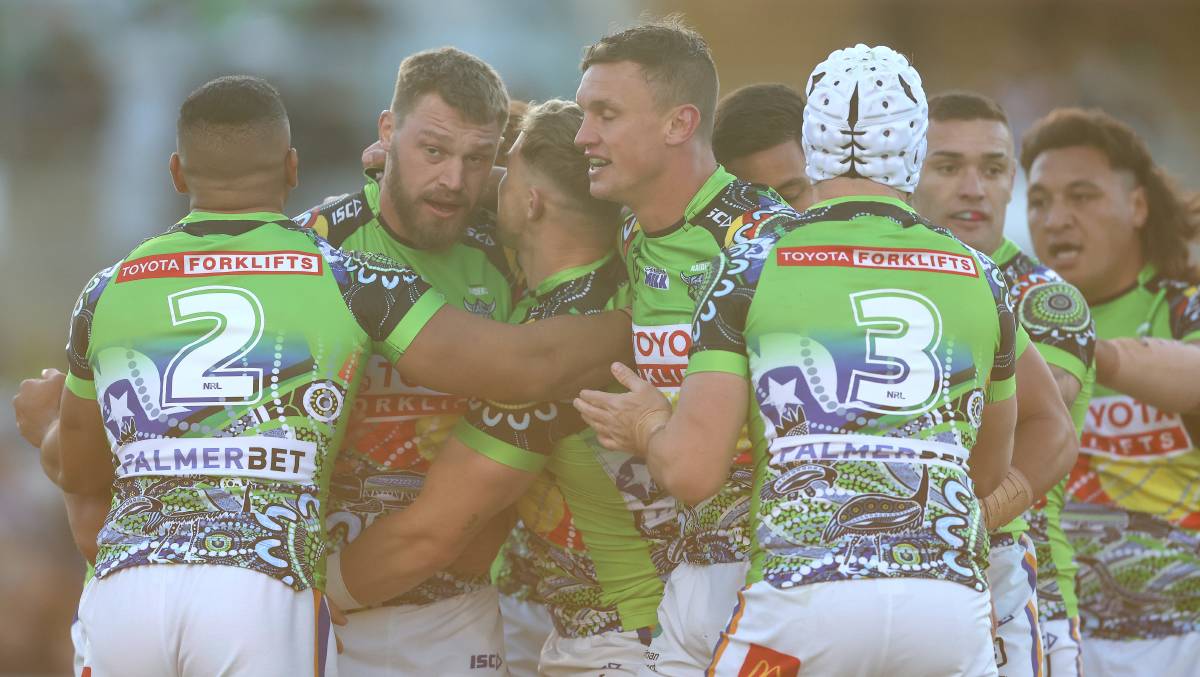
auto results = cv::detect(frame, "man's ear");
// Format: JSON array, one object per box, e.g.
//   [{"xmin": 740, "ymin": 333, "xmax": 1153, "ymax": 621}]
[
  {"xmin": 379, "ymin": 109, "xmax": 395, "ymax": 150},
  {"xmin": 169, "ymin": 153, "xmax": 188, "ymax": 194},
  {"xmin": 285, "ymin": 148, "xmax": 299, "ymax": 190},
  {"xmin": 527, "ymin": 186, "xmax": 544, "ymax": 223},
  {"xmin": 1131, "ymin": 184, "xmax": 1148, "ymax": 230},
  {"xmin": 664, "ymin": 104, "xmax": 703, "ymax": 147}
]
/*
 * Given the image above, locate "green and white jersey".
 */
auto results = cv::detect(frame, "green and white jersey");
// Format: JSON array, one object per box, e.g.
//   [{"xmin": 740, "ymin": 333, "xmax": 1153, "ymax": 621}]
[
  {"xmin": 689, "ymin": 196, "xmax": 1025, "ymax": 593},
  {"xmin": 1064, "ymin": 263, "xmax": 1200, "ymax": 639},
  {"xmin": 65, "ymin": 211, "xmax": 443, "ymax": 591},
  {"xmin": 990, "ymin": 239, "xmax": 1096, "ymax": 621},
  {"xmin": 455, "ymin": 254, "xmax": 671, "ymax": 637},
  {"xmin": 621, "ymin": 166, "xmax": 800, "ymax": 566},
  {"xmin": 293, "ymin": 174, "xmax": 518, "ymax": 606}
]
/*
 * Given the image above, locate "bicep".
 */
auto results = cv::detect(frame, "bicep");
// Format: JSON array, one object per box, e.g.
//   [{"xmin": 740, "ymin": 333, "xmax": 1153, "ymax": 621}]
[
  {"xmin": 1015, "ymin": 349, "xmax": 1070, "ymax": 425},
  {"xmin": 56, "ymin": 390, "xmax": 113, "ymax": 496},
  {"xmin": 971, "ymin": 395, "xmax": 1017, "ymax": 497},
  {"xmin": 416, "ymin": 436, "xmax": 538, "ymax": 538},
  {"xmin": 671, "ymin": 371, "xmax": 748, "ymax": 465}
]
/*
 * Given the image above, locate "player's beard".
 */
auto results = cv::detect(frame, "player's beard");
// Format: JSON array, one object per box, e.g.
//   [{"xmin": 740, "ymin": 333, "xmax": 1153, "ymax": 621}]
[{"xmin": 382, "ymin": 160, "xmax": 472, "ymax": 252}]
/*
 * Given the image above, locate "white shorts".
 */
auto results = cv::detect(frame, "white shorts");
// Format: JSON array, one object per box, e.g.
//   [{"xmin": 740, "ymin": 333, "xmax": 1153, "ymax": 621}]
[
  {"xmin": 708, "ymin": 578, "xmax": 997, "ymax": 677},
  {"xmin": 987, "ymin": 533, "xmax": 1043, "ymax": 677},
  {"xmin": 1081, "ymin": 632, "xmax": 1200, "ymax": 677},
  {"xmin": 338, "ymin": 585, "xmax": 506, "ymax": 676},
  {"xmin": 641, "ymin": 561, "xmax": 748, "ymax": 675},
  {"xmin": 77, "ymin": 565, "xmax": 337, "ymax": 677},
  {"xmin": 540, "ymin": 628, "xmax": 649, "ymax": 676},
  {"xmin": 1042, "ymin": 617, "xmax": 1082, "ymax": 677},
  {"xmin": 498, "ymin": 593, "xmax": 553, "ymax": 677}
]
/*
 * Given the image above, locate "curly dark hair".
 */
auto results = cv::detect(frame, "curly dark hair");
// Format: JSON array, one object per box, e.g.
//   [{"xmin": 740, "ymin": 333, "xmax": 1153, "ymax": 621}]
[{"xmin": 1021, "ymin": 108, "xmax": 1196, "ymax": 282}]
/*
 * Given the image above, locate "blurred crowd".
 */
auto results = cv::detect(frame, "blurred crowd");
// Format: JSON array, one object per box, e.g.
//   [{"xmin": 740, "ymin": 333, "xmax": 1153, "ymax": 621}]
[{"xmin": 1, "ymin": 0, "xmax": 1197, "ymax": 673}]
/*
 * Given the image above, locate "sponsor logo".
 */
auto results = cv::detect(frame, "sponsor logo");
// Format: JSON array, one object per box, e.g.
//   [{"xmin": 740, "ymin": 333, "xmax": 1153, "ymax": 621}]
[
  {"xmin": 329, "ymin": 197, "xmax": 363, "ymax": 225},
  {"xmin": 356, "ymin": 355, "xmax": 467, "ymax": 421},
  {"xmin": 704, "ymin": 207, "xmax": 733, "ymax": 226},
  {"xmin": 776, "ymin": 245, "xmax": 978, "ymax": 277},
  {"xmin": 117, "ymin": 251, "xmax": 322, "ymax": 282},
  {"xmin": 633, "ymin": 323, "xmax": 690, "ymax": 391},
  {"xmin": 1082, "ymin": 395, "xmax": 1194, "ymax": 459},
  {"xmin": 292, "ymin": 209, "xmax": 315, "ymax": 228},
  {"xmin": 469, "ymin": 653, "xmax": 504, "ymax": 670},
  {"xmin": 114, "ymin": 436, "xmax": 317, "ymax": 482},
  {"xmin": 738, "ymin": 643, "xmax": 800, "ymax": 677},
  {"xmin": 464, "ymin": 297, "xmax": 497, "ymax": 316},
  {"xmin": 643, "ymin": 266, "xmax": 669, "ymax": 290}
]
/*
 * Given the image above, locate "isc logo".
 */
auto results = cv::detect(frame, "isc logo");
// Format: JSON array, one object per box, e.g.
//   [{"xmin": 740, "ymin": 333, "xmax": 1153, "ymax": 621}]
[
  {"xmin": 470, "ymin": 653, "xmax": 503, "ymax": 670},
  {"xmin": 330, "ymin": 198, "xmax": 363, "ymax": 225}
]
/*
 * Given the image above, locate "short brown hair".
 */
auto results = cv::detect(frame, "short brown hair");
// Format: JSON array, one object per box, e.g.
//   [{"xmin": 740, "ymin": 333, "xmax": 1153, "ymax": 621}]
[
  {"xmin": 713, "ymin": 83, "xmax": 804, "ymax": 164},
  {"xmin": 390, "ymin": 47, "xmax": 508, "ymax": 128},
  {"xmin": 581, "ymin": 16, "xmax": 718, "ymax": 138},
  {"xmin": 517, "ymin": 99, "xmax": 620, "ymax": 226},
  {"xmin": 1021, "ymin": 108, "xmax": 1196, "ymax": 282},
  {"xmin": 928, "ymin": 91, "xmax": 1009, "ymax": 128}
]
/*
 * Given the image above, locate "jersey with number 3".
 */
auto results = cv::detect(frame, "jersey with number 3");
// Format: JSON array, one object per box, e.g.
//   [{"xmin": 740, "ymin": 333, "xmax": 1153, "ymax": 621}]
[
  {"xmin": 63, "ymin": 211, "xmax": 444, "ymax": 591},
  {"xmin": 688, "ymin": 196, "xmax": 1024, "ymax": 593}
]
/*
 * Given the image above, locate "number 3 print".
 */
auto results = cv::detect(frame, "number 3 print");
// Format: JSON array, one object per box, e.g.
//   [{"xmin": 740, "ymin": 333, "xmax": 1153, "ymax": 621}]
[{"xmin": 847, "ymin": 289, "xmax": 943, "ymax": 414}]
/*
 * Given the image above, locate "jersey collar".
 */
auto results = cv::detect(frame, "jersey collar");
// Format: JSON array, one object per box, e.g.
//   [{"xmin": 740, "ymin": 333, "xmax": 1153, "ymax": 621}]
[
  {"xmin": 806, "ymin": 194, "xmax": 916, "ymax": 214},
  {"xmin": 175, "ymin": 210, "xmax": 290, "ymax": 236},
  {"xmin": 990, "ymin": 238, "xmax": 1023, "ymax": 267},
  {"xmin": 532, "ymin": 252, "xmax": 616, "ymax": 297},
  {"xmin": 648, "ymin": 165, "xmax": 737, "ymax": 239}
]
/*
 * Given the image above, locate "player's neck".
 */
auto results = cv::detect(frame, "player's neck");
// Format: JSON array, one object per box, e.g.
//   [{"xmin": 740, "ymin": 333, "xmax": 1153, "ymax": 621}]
[
  {"xmin": 1083, "ymin": 253, "xmax": 1145, "ymax": 304},
  {"xmin": 813, "ymin": 178, "xmax": 908, "ymax": 203},
  {"xmin": 629, "ymin": 147, "xmax": 718, "ymax": 234},
  {"xmin": 517, "ymin": 217, "xmax": 609, "ymax": 292},
  {"xmin": 188, "ymin": 193, "xmax": 285, "ymax": 215}
]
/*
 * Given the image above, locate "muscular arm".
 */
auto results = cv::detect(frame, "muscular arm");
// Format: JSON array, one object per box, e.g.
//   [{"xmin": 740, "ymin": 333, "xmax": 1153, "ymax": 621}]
[
  {"xmin": 398, "ymin": 306, "xmax": 632, "ymax": 403},
  {"xmin": 576, "ymin": 365, "xmax": 747, "ymax": 506},
  {"xmin": 63, "ymin": 492, "xmax": 109, "ymax": 562},
  {"xmin": 969, "ymin": 397, "xmax": 1017, "ymax": 498},
  {"xmin": 1094, "ymin": 337, "xmax": 1200, "ymax": 414},
  {"xmin": 334, "ymin": 437, "xmax": 535, "ymax": 607},
  {"xmin": 981, "ymin": 348, "xmax": 1078, "ymax": 530},
  {"xmin": 52, "ymin": 390, "xmax": 113, "ymax": 497}
]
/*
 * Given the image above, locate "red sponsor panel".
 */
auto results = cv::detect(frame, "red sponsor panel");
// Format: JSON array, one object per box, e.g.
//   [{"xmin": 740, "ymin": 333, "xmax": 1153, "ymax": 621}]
[
  {"xmin": 633, "ymin": 323, "xmax": 692, "ymax": 391},
  {"xmin": 737, "ymin": 643, "xmax": 801, "ymax": 677},
  {"xmin": 776, "ymin": 245, "xmax": 978, "ymax": 277},
  {"xmin": 117, "ymin": 251, "xmax": 322, "ymax": 282},
  {"xmin": 1082, "ymin": 396, "xmax": 1194, "ymax": 460}
]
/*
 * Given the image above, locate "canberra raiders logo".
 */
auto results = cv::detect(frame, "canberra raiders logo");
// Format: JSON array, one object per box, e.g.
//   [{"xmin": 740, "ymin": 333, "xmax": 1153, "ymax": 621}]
[{"xmin": 464, "ymin": 297, "xmax": 496, "ymax": 316}]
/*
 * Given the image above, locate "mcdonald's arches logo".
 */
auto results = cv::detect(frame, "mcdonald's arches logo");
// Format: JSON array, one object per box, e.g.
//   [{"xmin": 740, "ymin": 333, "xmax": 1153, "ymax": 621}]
[{"xmin": 737, "ymin": 642, "xmax": 800, "ymax": 677}]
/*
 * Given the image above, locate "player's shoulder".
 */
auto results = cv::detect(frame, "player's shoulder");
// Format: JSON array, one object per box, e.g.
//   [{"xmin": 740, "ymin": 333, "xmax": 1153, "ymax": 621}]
[
  {"xmin": 292, "ymin": 183, "xmax": 375, "ymax": 248},
  {"xmin": 1148, "ymin": 272, "xmax": 1200, "ymax": 339},
  {"xmin": 694, "ymin": 179, "xmax": 800, "ymax": 248},
  {"xmin": 531, "ymin": 255, "xmax": 629, "ymax": 320}
]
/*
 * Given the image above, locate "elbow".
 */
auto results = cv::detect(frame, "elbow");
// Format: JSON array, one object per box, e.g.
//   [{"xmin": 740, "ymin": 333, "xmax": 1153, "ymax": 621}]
[{"xmin": 660, "ymin": 460, "xmax": 727, "ymax": 508}]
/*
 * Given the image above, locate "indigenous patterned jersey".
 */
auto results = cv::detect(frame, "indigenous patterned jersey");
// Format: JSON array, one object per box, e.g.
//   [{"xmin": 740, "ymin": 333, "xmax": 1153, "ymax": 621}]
[
  {"xmin": 293, "ymin": 175, "xmax": 517, "ymax": 606},
  {"xmin": 64, "ymin": 211, "xmax": 443, "ymax": 591},
  {"xmin": 456, "ymin": 254, "xmax": 670, "ymax": 637},
  {"xmin": 621, "ymin": 166, "xmax": 798, "ymax": 566},
  {"xmin": 1065, "ymin": 264, "xmax": 1200, "ymax": 639},
  {"xmin": 990, "ymin": 239, "xmax": 1096, "ymax": 622},
  {"xmin": 689, "ymin": 196, "xmax": 1025, "ymax": 593}
]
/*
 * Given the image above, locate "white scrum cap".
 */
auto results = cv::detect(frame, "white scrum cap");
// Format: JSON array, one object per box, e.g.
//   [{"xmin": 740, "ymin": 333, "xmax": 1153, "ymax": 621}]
[{"xmin": 802, "ymin": 44, "xmax": 928, "ymax": 193}]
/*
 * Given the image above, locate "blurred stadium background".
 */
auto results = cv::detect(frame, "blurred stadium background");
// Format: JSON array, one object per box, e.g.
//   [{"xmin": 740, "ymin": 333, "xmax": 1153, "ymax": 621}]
[{"xmin": 1, "ymin": 1, "xmax": 1197, "ymax": 672}]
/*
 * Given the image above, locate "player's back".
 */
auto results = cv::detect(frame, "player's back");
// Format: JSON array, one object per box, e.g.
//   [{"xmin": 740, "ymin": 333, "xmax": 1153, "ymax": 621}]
[
  {"xmin": 69, "ymin": 210, "xmax": 437, "ymax": 591},
  {"xmin": 693, "ymin": 196, "xmax": 1019, "ymax": 592}
]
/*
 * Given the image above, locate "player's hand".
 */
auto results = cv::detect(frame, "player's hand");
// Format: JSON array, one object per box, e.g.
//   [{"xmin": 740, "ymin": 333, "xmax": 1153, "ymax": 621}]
[
  {"xmin": 13, "ymin": 368, "xmax": 66, "ymax": 448},
  {"xmin": 362, "ymin": 140, "xmax": 386, "ymax": 171},
  {"xmin": 575, "ymin": 362, "xmax": 670, "ymax": 455}
]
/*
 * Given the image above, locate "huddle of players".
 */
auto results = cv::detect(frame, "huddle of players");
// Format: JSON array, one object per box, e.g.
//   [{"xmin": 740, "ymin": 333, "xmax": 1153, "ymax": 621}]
[{"xmin": 12, "ymin": 15, "xmax": 1200, "ymax": 677}]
